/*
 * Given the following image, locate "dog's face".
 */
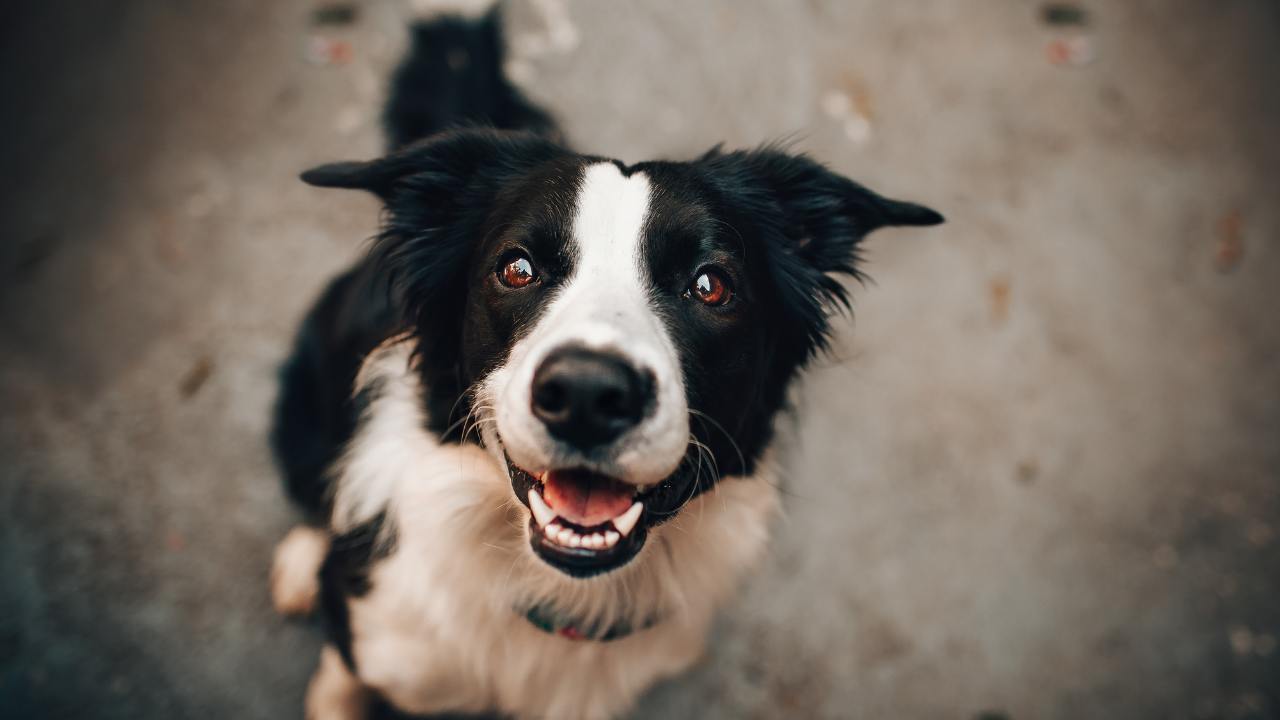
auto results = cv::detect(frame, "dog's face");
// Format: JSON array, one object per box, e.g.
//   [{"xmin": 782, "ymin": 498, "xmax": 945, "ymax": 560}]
[{"xmin": 303, "ymin": 129, "xmax": 941, "ymax": 577}]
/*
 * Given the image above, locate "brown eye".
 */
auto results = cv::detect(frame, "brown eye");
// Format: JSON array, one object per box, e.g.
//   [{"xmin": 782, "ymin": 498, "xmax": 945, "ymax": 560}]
[
  {"xmin": 689, "ymin": 269, "xmax": 732, "ymax": 306},
  {"xmin": 498, "ymin": 253, "xmax": 538, "ymax": 288}
]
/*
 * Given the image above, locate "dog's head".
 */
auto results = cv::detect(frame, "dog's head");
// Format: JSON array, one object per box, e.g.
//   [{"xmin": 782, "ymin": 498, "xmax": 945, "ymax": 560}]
[{"xmin": 303, "ymin": 128, "xmax": 942, "ymax": 577}]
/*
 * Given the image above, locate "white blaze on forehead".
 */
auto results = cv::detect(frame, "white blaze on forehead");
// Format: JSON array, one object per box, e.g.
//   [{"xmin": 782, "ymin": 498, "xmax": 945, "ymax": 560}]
[
  {"xmin": 571, "ymin": 162, "xmax": 652, "ymax": 309},
  {"xmin": 487, "ymin": 161, "xmax": 690, "ymax": 485},
  {"xmin": 552, "ymin": 162, "xmax": 666, "ymax": 363},
  {"xmin": 574, "ymin": 163, "xmax": 651, "ymax": 261}
]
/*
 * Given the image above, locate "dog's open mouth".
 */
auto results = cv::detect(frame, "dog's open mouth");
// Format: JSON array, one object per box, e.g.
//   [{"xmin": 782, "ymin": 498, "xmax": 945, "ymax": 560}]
[{"xmin": 508, "ymin": 461, "xmax": 651, "ymax": 577}]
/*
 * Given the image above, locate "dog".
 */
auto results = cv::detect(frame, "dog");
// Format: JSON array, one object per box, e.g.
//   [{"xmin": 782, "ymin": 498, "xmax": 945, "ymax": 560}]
[{"xmin": 269, "ymin": 4, "xmax": 943, "ymax": 718}]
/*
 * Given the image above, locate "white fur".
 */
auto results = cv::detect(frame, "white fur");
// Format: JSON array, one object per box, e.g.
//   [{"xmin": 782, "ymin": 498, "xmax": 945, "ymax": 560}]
[
  {"xmin": 486, "ymin": 162, "xmax": 690, "ymax": 487},
  {"xmin": 331, "ymin": 333, "xmax": 423, "ymax": 532},
  {"xmin": 316, "ymin": 340, "xmax": 779, "ymax": 720},
  {"xmin": 271, "ymin": 524, "xmax": 330, "ymax": 616}
]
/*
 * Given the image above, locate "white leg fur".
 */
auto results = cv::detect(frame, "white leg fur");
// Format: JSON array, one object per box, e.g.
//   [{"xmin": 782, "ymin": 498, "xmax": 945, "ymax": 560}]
[
  {"xmin": 306, "ymin": 645, "xmax": 370, "ymax": 720},
  {"xmin": 271, "ymin": 525, "xmax": 330, "ymax": 617}
]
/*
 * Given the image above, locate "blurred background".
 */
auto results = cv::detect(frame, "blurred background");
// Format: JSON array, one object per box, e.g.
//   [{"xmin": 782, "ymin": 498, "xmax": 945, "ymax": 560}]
[{"xmin": 1, "ymin": 1, "xmax": 1278, "ymax": 718}]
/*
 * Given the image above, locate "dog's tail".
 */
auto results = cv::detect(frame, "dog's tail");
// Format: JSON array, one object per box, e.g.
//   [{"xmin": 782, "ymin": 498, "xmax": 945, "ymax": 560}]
[{"xmin": 383, "ymin": 1, "xmax": 559, "ymax": 150}]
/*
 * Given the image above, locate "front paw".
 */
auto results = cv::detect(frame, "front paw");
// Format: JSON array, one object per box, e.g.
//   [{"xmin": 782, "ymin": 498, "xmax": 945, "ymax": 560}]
[
  {"xmin": 271, "ymin": 525, "xmax": 330, "ymax": 616},
  {"xmin": 306, "ymin": 646, "xmax": 370, "ymax": 720}
]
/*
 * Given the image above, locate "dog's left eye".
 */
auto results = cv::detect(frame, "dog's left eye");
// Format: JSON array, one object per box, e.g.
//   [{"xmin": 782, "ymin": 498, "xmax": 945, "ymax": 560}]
[{"xmin": 497, "ymin": 252, "xmax": 539, "ymax": 289}]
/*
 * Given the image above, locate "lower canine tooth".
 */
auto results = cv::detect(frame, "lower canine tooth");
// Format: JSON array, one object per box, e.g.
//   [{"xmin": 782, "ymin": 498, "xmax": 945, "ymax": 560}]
[
  {"xmin": 604, "ymin": 530, "xmax": 620, "ymax": 547},
  {"xmin": 544, "ymin": 523, "xmax": 562, "ymax": 538},
  {"xmin": 612, "ymin": 502, "xmax": 644, "ymax": 537}
]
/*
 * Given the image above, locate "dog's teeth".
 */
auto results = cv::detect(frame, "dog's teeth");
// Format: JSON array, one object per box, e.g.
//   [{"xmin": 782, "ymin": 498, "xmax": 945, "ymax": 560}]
[
  {"xmin": 557, "ymin": 528, "xmax": 574, "ymax": 546},
  {"xmin": 528, "ymin": 489, "xmax": 556, "ymax": 527},
  {"xmin": 568, "ymin": 533, "xmax": 583, "ymax": 548},
  {"xmin": 585, "ymin": 533, "xmax": 602, "ymax": 549},
  {"xmin": 544, "ymin": 523, "xmax": 562, "ymax": 539},
  {"xmin": 612, "ymin": 502, "xmax": 643, "ymax": 537},
  {"xmin": 604, "ymin": 530, "xmax": 620, "ymax": 547}
]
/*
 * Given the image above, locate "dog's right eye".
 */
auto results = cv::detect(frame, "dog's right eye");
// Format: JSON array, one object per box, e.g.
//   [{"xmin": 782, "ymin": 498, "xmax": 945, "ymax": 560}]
[
  {"xmin": 687, "ymin": 268, "xmax": 733, "ymax": 307},
  {"xmin": 497, "ymin": 252, "xmax": 539, "ymax": 289}
]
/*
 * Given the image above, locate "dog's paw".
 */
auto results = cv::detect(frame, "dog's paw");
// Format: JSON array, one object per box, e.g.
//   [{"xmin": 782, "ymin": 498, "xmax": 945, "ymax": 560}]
[
  {"xmin": 306, "ymin": 646, "xmax": 369, "ymax": 720},
  {"xmin": 271, "ymin": 525, "xmax": 330, "ymax": 617}
]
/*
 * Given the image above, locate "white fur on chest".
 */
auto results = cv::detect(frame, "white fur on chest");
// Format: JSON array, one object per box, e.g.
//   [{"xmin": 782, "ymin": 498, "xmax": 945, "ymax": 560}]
[{"xmin": 331, "ymin": 341, "xmax": 779, "ymax": 720}]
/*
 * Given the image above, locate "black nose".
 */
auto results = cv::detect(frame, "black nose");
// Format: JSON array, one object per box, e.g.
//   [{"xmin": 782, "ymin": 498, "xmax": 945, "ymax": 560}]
[{"xmin": 530, "ymin": 348, "xmax": 652, "ymax": 450}]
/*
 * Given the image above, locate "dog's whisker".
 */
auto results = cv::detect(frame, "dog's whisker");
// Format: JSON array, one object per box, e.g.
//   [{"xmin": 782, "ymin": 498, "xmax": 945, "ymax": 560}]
[{"xmin": 688, "ymin": 408, "xmax": 746, "ymax": 479}]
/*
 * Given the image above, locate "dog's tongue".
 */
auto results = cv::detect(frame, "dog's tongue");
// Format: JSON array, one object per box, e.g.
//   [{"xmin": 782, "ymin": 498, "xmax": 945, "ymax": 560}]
[{"xmin": 542, "ymin": 470, "xmax": 634, "ymax": 527}]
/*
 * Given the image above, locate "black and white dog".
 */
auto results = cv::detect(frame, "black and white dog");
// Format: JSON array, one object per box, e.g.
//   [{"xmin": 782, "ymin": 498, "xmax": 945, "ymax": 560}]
[{"xmin": 270, "ymin": 4, "xmax": 942, "ymax": 718}]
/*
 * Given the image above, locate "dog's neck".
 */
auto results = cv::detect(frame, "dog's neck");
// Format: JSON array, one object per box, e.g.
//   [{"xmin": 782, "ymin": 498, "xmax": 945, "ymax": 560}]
[{"xmin": 520, "ymin": 601, "xmax": 662, "ymax": 642}]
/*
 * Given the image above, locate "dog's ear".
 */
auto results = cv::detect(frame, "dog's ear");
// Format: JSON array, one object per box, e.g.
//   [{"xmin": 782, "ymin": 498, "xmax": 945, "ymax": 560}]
[
  {"xmin": 301, "ymin": 127, "xmax": 563, "ymax": 202},
  {"xmin": 697, "ymin": 146, "xmax": 943, "ymax": 360},
  {"xmin": 301, "ymin": 128, "xmax": 566, "ymax": 324},
  {"xmin": 300, "ymin": 159, "xmax": 398, "ymax": 195}
]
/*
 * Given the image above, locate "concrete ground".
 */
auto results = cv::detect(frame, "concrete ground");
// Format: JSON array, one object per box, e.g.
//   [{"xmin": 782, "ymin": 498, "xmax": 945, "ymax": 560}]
[{"xmin": 1, "ymin": 1, "xmax": 1278, "ymax": 718}]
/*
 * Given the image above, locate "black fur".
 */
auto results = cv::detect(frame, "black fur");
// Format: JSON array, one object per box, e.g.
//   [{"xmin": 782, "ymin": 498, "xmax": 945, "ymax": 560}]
[
  {"xmin": 318, "ymin": 512, "xmax": 396, "ymax": 669},
  {"xmin": 383, "ymin": 12, "xmax": 559, "ymax": 150},
  {"xmin": 270, "ymin": 261, "xmax": 400, "ymax": 520}
]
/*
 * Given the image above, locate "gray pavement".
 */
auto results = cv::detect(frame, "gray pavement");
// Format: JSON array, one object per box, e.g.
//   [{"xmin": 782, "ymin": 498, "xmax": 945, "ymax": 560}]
[{"xmin": 1, "ymin": 1, "xmax": 1278, "ymax": 718}]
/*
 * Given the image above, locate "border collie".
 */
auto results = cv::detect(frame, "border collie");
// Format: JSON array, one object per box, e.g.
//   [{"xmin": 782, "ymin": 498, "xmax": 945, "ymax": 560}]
[{"xmin": 269, "ymin": 4, "xmax": 942, "ymax": 718}]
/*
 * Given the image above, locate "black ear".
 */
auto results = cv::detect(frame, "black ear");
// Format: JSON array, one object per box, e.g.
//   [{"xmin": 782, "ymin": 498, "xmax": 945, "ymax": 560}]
[
  {"xmin": 301, "ymin": 128, "xmax": 566, "ymax": 333},
  {"xmin": 300, "ymin": 127, "xmax": 564, "ymax": 201},
  {"xmin": 698, "ymin": 145, "xmax": 943, "ymax": 359},
  {"xmin": 300, "ymin": 159, "xmax": 397, "ymax": 194},
  {"xmin": 869, "ymin": 196, "xmax": 946, "ymax": 228},
  {"xmin": 698, "ymin": 144, "xmax": 943, "ymax": 243}
]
